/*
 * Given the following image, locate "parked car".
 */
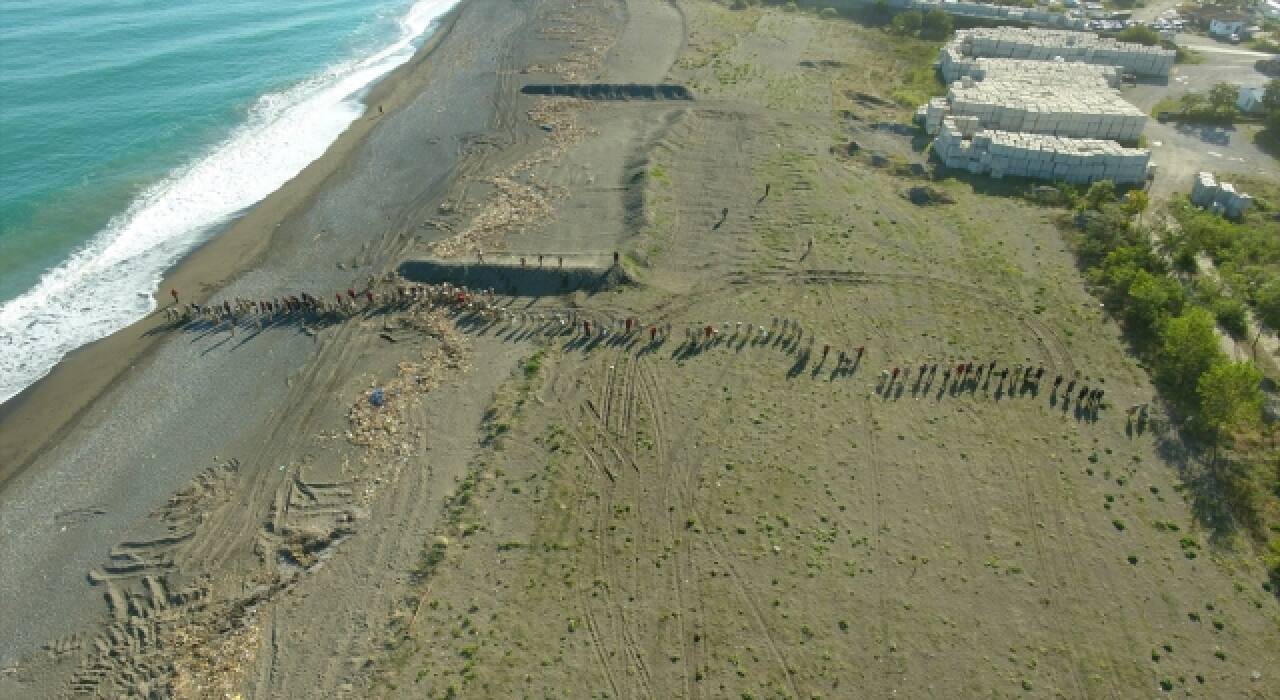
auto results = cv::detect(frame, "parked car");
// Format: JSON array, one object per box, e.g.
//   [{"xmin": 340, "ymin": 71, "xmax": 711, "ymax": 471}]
[{"xmin": 1257, "ymin": 57, "xmax": 1280, "ymax": 76}]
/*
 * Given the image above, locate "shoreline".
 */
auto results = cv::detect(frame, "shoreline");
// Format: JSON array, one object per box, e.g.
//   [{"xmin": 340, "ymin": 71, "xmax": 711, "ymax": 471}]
[{"xmin": 0, "ymin": 4, "xmax": 465, "ymax": 497}]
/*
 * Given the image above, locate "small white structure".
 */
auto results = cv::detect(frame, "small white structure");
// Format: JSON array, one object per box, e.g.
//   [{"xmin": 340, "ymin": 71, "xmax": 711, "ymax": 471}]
[
  {"xmin": 933, "ymin": 116, "xmax": 1151, "ymax": 184},
  {"xmin": 1237, "ymin": 86, "xmax": 1267, "ymax": 115},
  {"xmin": 1191, "ymin": 171, "xmax": 1253, "ymax": 219},
  {"xmin": 1208, "ymin": 16, "xmax": 1248, "ymax": 38}
]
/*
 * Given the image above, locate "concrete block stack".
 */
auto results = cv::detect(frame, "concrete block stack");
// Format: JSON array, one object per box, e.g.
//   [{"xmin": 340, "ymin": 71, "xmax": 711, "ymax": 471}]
[
  {"xmin": 940, "ymin": 53, "xmax": 1120, "ymax": 88},
  {"xmin": 942, "ymin": 78, "xmax": 1147, "ymax": 140},
  {"xmin": 1191, "ymin": 171, "xmax": 1253, "ymax": 219},
  {"xmin": 949, "ymin": 28, "xmax": 1175, "ymax": 78},
  {"xmin": 927, "ymin": 27, "xmax": 1157, "ymax": 186},
  {"xmin": 924, "ymin": 96, "xmax": 951, "ymax": 134},
  {"xmin": 933, "ymin": 117, "xmax": 1151, "ymax": 184},
  {"xmin": 1190, "ymin": 171, "xmax": 1218, "ymax": 206}
]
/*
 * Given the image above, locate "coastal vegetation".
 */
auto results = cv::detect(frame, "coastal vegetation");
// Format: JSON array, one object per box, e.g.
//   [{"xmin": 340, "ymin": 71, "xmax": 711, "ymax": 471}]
[{"xmin": 1051, "ymin": 182, "xmax": 1277, "ymax": 580}]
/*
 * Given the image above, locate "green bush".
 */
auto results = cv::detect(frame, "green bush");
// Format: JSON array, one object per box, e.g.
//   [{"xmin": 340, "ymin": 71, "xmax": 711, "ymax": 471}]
[
  {"xmin": 1257, "ymin": 278, "xmax": 1280, "ymax": 331},
  {"xmin": 1211, "ymin": 296, "xmax": 1249, "ymax": 338},
  {"xmin": 1158, "ymin": 308, "xmax": 1223, "ymax": 409},
  {"xmin": 1197, "ymin": 361, "xmax": 1264, "ymax": 439},
  {"xmin": 920, "ymin": 8, "xmax": 953, "ymax": 40},
  {"xmin": 1127, "ymin": 270, "xmax": 1185, "ymax": 331},
  {"xmin": 890, "ymin": 10, "xmax": 922, "ymax": 35},
  {"xmin": 1117, "ymin": 25, "xmax": 1161, "ymax": 47}
]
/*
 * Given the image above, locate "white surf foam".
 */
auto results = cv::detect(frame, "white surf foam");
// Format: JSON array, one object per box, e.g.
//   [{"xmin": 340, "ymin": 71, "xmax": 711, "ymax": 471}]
[{"xmin": 0, "ymin": 0, "xmax": 460, "ymax": 404}]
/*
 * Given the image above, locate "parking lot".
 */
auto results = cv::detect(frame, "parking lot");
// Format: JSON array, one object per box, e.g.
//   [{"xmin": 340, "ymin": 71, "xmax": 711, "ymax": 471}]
[{"xmin": 1121, "ymin": 35, "xmax": 1277, "ymax": 200}]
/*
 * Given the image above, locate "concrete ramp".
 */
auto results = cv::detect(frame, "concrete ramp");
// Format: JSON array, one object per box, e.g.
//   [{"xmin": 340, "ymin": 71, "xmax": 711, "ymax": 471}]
[{"xmin": 397, "ymin": 257, "xmax": 624, "ymax": 296}]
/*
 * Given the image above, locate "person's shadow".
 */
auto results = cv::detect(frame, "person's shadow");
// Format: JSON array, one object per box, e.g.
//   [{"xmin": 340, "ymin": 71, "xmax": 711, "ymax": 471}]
[{"xmin": 712, "ymin": 207, "xmax": 728, "ymax": 230}]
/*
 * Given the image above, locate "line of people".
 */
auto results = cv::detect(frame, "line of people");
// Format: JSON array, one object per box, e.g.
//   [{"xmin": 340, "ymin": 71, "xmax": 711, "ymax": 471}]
[
  {"xmin": 165, "ymin": 281, "xmax": 1110, "ymax": 415},
  {"xmin": 878, "ymin": 360, "xmax": 1105, "ymax": 407},
  {"xmin": 162, "ymin": 282, "xmax": 504, "ymax": 333}
]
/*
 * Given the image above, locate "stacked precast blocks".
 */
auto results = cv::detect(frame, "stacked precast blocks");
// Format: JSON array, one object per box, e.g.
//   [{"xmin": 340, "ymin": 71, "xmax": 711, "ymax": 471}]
[
  {"xmin": 926, "ymin": 28, "xmax": 1157, "ymax": 185},
  {"xmin": 944, "ymin": 77, "xmax": 1146, "ymax": 141},
  {"xmin": 1190, "ymin": 172, "xmax": 1253, "ymax": 219},
  {"xmin": 939, "ymin": 47, "xmax": 1120, "ymax": 87},
  {"xmin": 952, "ymin": 28, "xmax": 1175, "ymax": 78},
  {"xmin": 933, "ymin": 117, "xmax": 1150, "ymax": 184}
]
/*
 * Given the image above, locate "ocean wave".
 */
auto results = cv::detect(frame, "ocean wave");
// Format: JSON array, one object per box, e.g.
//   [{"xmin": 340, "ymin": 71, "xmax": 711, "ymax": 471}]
[{"xmin": 0, "ymin": 0, "xmax": 460, "ymax": 405}]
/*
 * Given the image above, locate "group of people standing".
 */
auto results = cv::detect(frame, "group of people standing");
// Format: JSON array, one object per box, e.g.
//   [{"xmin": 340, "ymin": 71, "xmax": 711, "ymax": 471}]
[
  {"xmin": 161, "ymin": 281, "xmax": 501, "ymax": 333},
  {"xmin": 164, "ymin": 281, "xmax": 1110, "ymax": 415}
]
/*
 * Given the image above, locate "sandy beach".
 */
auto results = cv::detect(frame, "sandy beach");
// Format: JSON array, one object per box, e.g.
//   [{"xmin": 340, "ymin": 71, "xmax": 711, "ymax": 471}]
[
  {"xmin": 0, "ymin": 0, "xmax": 489, "ymax": 666},
  {"xmin": 3, "ymin": 0, "xmax": 1277, "ymax": 697}
]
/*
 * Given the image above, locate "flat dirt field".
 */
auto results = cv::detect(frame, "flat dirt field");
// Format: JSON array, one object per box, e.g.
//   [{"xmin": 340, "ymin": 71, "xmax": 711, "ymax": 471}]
[
  {"xmin": 5, "ymin": 1, "xmax": 1277, "ymax": 698},
  {"xmin": 378, "ymin": 4, "xmax": 1279, "ymax": 699}
]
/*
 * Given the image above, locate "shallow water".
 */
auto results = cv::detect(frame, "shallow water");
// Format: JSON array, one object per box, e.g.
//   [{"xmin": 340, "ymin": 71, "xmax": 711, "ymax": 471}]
[{"xmin": 0, "ymin": 0, "xmax": 459, "ymax": 403}]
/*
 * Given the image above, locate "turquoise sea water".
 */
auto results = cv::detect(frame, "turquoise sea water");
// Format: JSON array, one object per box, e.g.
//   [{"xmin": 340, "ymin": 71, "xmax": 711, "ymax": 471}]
[{"xmin": 0, "ymin": 0, "xmax": 458, "ymax": 402}]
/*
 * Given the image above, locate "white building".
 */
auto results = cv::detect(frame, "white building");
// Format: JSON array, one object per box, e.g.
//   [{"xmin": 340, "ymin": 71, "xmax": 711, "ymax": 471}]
[
  {"xmin": 1208, "ymin": 16, "xmax": 1249, "ymax": 38},
  {"xmin": 1191, "ymin": 172, "xmax": 1253, "ymax": 219},
  {"xmin": 1237, "ymin": 86, "xmax": 1268, "ymax": 114}
]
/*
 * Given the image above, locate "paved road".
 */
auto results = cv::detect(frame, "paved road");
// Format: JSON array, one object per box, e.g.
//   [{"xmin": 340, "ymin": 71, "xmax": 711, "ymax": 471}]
[{"xmin": 1176, "ymin": 34, "xmax": 1273, "ymax": 59}]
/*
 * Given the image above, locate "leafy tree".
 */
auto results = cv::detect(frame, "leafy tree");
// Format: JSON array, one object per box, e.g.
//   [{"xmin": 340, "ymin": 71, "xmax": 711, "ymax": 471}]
[
  {"xmin": 1197, "ymin": 361, "xmax": 1264, "ymax": 444},
  {"xmin": 1121, "ymin": 190, "xmax": 1149, "ymax": 222},
  {"xmin": 1211, "ymin": 296, "xmax": 1249, "ymax": 338},
  {"xmin": 1263, "ymin": 78, "xmax": 1280, "ymax": 113},
  {"xmin": 1126, "ymin": 269, "xmax": 1185, "ymax": 331},
  {"xmin": 1180, "ymin": 92, "xmax": 1209, "ymax": 113},
  {"xmin": 1265, "ymin": 78, "xmax": 1280, "ymax": 132},
  {"xmin": 1256, "ymin": 278, "xmax": 1280, "ymax": 331},
  {"xmin": 1084, "ymin": 180, "xmax": 1117, "ymax": 210},
  {"xmin": 919, "ymin": 9, "xmax": 953, "ymax": 40},
  {"xmin": 891, "ymin": 9, "xmax": 922, "ymax": 35},
  {"xmin": 1158, "ymin": 308, "xmax": 1223, "ymax": 406},
  {"xmin": 1208, "ymin": 82, "xmax": 1240, "ymax": 113}
]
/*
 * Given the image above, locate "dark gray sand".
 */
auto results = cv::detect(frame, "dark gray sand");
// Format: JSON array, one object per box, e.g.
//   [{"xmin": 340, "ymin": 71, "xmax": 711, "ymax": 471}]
[{"xmin": 0, "ymin": 0, "xmax": 516, "ymax": 666}]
